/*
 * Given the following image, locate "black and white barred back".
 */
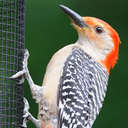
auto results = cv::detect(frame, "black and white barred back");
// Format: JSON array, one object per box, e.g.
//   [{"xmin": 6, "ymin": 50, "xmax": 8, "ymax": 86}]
[{"xmin": 58, "ymin": 48, "xmax": 109, "ymax": 128}]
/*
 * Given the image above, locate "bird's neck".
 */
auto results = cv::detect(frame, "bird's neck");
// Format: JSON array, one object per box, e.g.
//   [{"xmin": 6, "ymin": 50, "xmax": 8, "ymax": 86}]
[
  {"xmin": 76, "ymin": 34, "xmax": 106, "ymax": 61},
  {"xmin": 75, "ymin": 34, "xmax": 109, "ymax": 72}
]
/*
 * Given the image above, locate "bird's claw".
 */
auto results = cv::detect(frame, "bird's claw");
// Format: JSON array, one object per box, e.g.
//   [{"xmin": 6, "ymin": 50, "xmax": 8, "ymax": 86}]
[
  {"xmin": 9, "ymin": 49, "xmax": 29, "ymax": 84},
  {"xmin": 22, "ymin": 98, "xmax": 31, "ymax": 128},
  {"xmin": 22, "ymin": 98, "xmax": 42, "ymax": 128}
]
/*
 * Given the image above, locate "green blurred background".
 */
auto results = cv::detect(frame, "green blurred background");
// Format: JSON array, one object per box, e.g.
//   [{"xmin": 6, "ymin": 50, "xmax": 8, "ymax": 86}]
[{"xmin": 25, "ymin": 0, "xmax": 127, "ymax": 127}]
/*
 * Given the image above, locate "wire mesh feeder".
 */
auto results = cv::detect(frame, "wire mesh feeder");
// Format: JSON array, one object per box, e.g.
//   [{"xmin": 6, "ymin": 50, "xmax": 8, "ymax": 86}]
[{"xmin": 0, "ymin": 0, "xmax": 25, "ymax": 127}]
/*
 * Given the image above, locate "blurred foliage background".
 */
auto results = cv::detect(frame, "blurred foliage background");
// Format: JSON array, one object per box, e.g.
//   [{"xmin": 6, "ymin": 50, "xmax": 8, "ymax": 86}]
[{"xmin": 25, "ymin": 0, "xmax": 127, "ymax": 127}]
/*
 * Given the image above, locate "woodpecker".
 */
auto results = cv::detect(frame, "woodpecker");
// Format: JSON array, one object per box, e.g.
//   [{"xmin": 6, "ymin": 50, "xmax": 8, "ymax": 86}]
[{"xmin": 11, "ymin": 5, "xmax": 120, "ymax": 128}]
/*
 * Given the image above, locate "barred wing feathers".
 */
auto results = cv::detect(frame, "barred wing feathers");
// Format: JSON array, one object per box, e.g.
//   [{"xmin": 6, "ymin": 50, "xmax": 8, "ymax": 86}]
[{"xmin": 58, "ymin": 48, "xmax": 108, "ymax": 128}]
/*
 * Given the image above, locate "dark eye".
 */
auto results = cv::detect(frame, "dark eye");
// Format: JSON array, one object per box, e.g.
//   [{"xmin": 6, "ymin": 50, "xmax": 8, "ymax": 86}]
[{"xmin": 95, "ymin": 26, "xmax": 104, "ymax": 34}]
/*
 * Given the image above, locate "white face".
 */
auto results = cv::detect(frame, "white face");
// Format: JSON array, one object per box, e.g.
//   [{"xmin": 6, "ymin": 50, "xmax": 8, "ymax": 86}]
[
  {"xmin": 93, "ymin": 26, "xmax": 114, "ymax": 53},
  {"xmin": 76, "ymin": 26, "xmax": 114, "ymax": 61}
]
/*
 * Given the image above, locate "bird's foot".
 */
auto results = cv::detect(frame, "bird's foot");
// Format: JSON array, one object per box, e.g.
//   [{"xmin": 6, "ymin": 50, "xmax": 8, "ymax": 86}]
[
  {"xmin": 22, "ymin": 98, "xmax": 41, "ymax": 128},
  {"xmin": 22, "ymin": 98, "xmax": 31, "ymax": 128},
  {"xmin": 10, "ymin": 49, "xmax": 29, "ymax": 84}
]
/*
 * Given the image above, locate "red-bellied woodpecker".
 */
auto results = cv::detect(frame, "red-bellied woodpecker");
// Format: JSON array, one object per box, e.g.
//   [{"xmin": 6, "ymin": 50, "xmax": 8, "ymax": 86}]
[{"xmin": 10, "ymin": 5, "xmax": 120, "ymax": 128}]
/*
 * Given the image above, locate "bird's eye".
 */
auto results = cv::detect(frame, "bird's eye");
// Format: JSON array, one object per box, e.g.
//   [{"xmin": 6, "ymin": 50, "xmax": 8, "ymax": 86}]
[{"xmin": 95, "ymin": 26, "xmax": 104, "ymax": 34}]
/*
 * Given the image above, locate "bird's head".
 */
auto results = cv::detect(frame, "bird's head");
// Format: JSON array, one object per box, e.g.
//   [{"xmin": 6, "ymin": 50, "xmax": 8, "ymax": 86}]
[{"xmin": 59, "ymin": 5, "xmax": 120, "ymax": 73}]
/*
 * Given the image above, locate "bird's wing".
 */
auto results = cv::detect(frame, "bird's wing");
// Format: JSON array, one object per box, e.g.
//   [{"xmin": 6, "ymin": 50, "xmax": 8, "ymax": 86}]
[{"xmin": 58, "ymin": 48, "xmax": 108, "ymax": 128}]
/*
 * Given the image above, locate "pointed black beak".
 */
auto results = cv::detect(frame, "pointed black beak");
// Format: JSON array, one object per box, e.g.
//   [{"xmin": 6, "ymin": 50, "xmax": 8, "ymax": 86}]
[{"xmin": 59, "ymin": 5, "xmax": 88, "ymax": 28}]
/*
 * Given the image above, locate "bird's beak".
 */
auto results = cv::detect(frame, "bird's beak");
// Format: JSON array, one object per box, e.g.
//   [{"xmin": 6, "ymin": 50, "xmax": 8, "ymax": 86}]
[{"xmin": 59, "ymin": 5, "xmax": 88, "ymax": 28}]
